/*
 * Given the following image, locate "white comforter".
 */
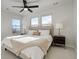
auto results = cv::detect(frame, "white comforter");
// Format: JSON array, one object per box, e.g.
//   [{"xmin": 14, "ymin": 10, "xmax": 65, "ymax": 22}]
[{"xmin": 2, "ymin": 35, "xmax": 52, "ymax": 59}]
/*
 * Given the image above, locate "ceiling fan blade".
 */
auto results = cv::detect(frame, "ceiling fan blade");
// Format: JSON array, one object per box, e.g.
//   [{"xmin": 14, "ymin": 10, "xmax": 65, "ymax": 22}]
[
  {"xmin": 20, "ymin": 9, "xmax": 24, "ymax": 12},
  {"xmin": 12, "ymin": 6, "xmax": 24, "ymax": 8},
  {"xmin": 23, "ymin": 0, "xmax": 27, "ymax": 6},
  {"xmin": 27, "ymin": 5, "xmax": 39, "ymax": 8},
  {"xmin": 28, "ymin": 8, "xmax": 33, "ymax": 13}
]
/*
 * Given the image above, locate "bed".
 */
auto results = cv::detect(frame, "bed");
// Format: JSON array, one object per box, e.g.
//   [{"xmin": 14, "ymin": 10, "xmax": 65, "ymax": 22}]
[{"xmin": 2, "ymin": 30, "xmax": 53, "ymax": 59}]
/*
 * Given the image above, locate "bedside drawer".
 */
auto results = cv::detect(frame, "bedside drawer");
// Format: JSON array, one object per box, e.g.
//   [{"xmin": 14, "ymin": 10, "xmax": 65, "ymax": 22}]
[
  {"xmin": 52, "ymin": 36, "xmax": 65, "ymax": 47},
  {"xmin": 54, "ymin": 36, "xmax": 65, "ymax": 40},
  {"xmin": 54, "ymin": 40, "xmax": 65, "ymax": 44}
]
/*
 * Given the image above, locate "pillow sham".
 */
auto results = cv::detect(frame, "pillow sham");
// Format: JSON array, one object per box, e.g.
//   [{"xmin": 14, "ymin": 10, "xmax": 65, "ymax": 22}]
[
  {"xmin": 27, "ymin": 30, "xmax": 40, "ymax": 35},
  {"xmin": 39, "ymin": 30, "xmax": 50, "ymax": 35},
  {"xmin": 27, "ymin": 30, "xmax": 37, "ymax": 35}
]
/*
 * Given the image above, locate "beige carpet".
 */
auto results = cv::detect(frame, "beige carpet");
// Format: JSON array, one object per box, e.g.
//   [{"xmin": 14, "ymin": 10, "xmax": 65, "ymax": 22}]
[
  {"xmin": 44, "ymin": 47, "xmax": 76, "ymax": 59},
  {"xmin": 1, "ymin": 47, "xmax": 76, "ymax": 59}
]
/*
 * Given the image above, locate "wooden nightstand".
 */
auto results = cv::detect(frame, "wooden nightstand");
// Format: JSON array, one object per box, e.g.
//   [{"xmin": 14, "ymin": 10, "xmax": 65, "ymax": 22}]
[{"xmin": 52, "ymin": 35, "xmax": 65, "ymax": 47}]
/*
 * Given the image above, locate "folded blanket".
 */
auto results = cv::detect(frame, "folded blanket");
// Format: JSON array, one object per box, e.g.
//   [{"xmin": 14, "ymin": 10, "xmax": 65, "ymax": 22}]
[{"xmin": 11, "ymin": 36, "xmax": 50, "ymax": 56}]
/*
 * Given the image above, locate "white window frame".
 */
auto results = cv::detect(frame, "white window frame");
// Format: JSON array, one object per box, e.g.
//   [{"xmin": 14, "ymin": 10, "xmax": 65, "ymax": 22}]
[
  {"xmin": 11, "ymin": 19, "xmax": 21, "ymax": 33},
  {"xmin": 41, "ymin": 15, "xmax": 52, "ymax": 26},
  {"xmin": 31, "ymin": 17, "xmax": 39, "ymax": 27}
]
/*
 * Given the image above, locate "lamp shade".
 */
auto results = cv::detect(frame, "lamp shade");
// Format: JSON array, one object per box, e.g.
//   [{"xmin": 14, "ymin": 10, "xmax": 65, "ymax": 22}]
[{"xmin": 55, "ymin": 23, "xmax": 63, "ymax": 29}]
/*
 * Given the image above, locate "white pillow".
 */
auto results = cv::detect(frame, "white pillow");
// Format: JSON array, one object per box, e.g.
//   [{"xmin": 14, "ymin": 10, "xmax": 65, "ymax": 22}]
[
  {"xmin": 39, "ymin": 30, "xmax": 50, "ymax": 35},
  {"xmin": 27, "ymin": 30, "xmax": 37, "ymax": 35}
]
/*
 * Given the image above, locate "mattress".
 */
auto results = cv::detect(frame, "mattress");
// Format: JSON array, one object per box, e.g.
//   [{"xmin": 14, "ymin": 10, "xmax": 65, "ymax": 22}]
[
  {"xmin": 2, "ymin": 39, "xmax": 44, "ymax": 59},
  {"xmin": 2, "ymin": 35, "xmax": 53, "ymax": 59},
  {"xmin": 2, "ymin": 40, "xmax": 44, "ymax": 59}
]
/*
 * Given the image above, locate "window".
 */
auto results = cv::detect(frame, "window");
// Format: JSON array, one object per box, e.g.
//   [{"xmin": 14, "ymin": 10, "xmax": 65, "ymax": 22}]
[
  {"xmin": 31, "ymin": 17, "xmax": 39, "ymax": 27},
  {"xmin": 42, "ymin": 15, "xmax": 52, "ymax": 26},
  {"xmin": 12, "ymin": 19, "xmax": 21, "ymax": 33}
]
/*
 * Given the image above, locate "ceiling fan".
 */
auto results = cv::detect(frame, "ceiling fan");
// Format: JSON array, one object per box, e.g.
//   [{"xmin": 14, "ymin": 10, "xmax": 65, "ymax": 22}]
[{"xmin": 12, "ymin": 0, "xmax": 39, "ymax": 13}]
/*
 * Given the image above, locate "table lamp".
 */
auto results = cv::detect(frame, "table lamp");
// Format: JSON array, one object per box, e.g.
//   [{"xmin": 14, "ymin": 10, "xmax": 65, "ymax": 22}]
[{"xmin": 55, "ymin": 23, "xmax": 63, "ymax": 35}]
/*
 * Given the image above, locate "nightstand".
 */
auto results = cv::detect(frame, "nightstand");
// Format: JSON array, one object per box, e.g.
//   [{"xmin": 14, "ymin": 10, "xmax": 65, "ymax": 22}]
[{"xmin": 52, "ymin": 35, "xmax": 65, "ymax": 47}]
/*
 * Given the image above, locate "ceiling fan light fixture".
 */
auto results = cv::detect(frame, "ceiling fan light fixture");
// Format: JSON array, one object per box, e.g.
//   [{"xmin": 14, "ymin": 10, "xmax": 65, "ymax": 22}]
[
  {"xmin": 12, "ymin": 0, "xmax": 39, "ymax": 13},
  {"xmin": 24, "ymin": 8, "xmax": 28, "ymax": 11}
]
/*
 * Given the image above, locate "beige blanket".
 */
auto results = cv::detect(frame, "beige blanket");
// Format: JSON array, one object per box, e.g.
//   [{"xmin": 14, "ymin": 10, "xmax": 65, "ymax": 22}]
[{"xmin": 11, "ymin": 36, "xmax": 50, "ymax": 56}]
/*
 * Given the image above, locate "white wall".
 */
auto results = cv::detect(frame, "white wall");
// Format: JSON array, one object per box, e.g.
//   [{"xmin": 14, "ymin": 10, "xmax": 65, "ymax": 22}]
[
  {"xmin": 1, "ymin": 11, "xmax": 23, "ymax": 40},
  {"xmin": 22, "ymin": 0, "xmax": 76, "ymax": 48},
  {"xmin": 52, "ymin": 0, "xmax": 76, "ymax": 48}
]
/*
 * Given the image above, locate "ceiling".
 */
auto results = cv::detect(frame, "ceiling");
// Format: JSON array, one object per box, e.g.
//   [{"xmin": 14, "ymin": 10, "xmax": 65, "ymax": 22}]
[{"xmin": 1, "ymin": 0, "xmax": 72, "ymax": 16}]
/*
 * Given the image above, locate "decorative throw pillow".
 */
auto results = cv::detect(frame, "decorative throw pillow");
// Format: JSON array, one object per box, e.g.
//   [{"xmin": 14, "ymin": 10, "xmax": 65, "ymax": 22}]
[{"xmin": 32, "ymin": 31, "xmax": 40, "ymax": 35}]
